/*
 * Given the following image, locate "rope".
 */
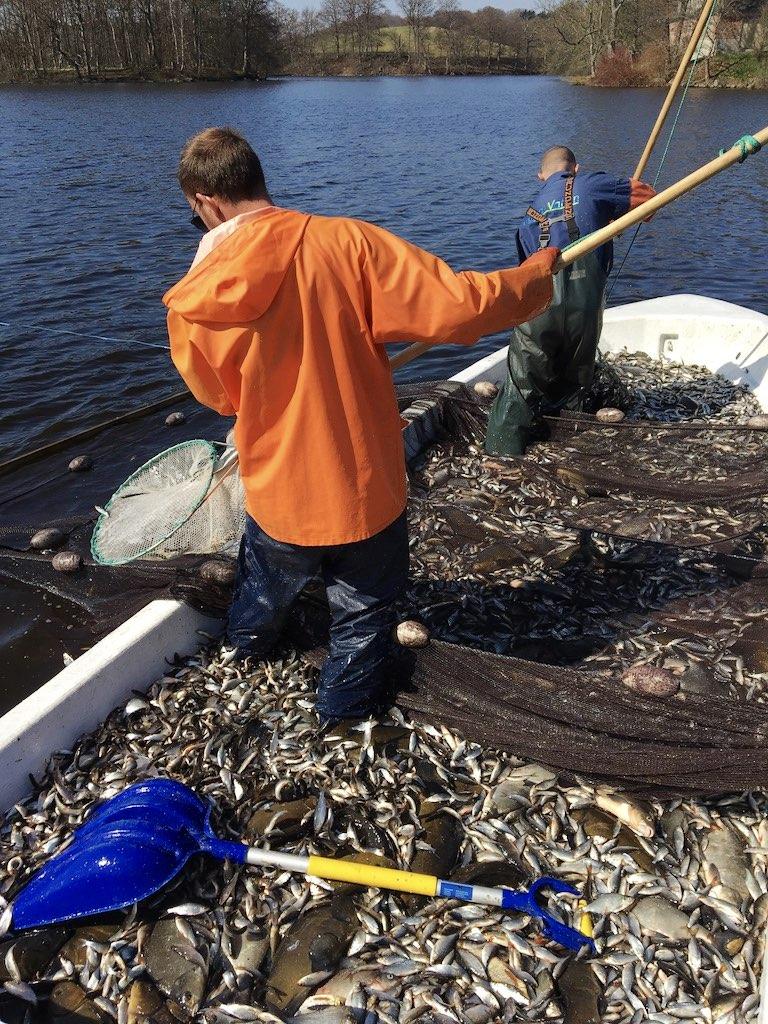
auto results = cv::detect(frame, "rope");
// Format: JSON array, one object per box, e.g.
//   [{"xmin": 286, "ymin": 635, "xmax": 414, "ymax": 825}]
[
  {"xmin": 720, "ymin": 134, "xmax": 762, "ymax": 162},
  {"xmin": 0, "ymin": 319, "xmax": 170, "ymax": 353},
  {"xmin": 0, "ymin": 389, "xmax": 191, "ymax": 479},
  {"xmin": 606, "ymin": 0, "xmax": 718, "ymax": 300}
]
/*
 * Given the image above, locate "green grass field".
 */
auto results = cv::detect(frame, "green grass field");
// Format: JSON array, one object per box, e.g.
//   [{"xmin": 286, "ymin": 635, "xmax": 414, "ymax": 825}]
[
  {"xmin": 310, "ymin": 24, "xmax": 519, "ymax": 59},
  {"xmin": 374, "ymin": 25, "xmax": 441, "ymax": 52}
]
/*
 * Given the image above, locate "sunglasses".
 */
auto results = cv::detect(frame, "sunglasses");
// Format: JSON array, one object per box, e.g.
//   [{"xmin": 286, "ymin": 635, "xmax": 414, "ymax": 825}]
[{"xmin": 190, "ymin": 202, "xmax": 207, "ymax": 233}]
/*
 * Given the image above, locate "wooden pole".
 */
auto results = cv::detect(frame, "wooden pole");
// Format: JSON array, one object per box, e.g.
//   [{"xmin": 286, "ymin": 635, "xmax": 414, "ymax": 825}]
[
  {"xmin": 389, "ymin": 129, "xmax": 766, "ymax": 372},
  {"xmin": 633, "ymin": 0, "xmax": 717, "ymax": 182},
  {"xmin": 390, "ymin": 342, "xmax": 430, "ymax": 371}
]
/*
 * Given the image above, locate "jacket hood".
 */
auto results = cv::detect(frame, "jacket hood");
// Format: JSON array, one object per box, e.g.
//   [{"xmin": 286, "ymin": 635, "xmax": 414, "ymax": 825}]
[{"xmin": 163, "ymin": 208, "xmax": 311, "ymax": 323}]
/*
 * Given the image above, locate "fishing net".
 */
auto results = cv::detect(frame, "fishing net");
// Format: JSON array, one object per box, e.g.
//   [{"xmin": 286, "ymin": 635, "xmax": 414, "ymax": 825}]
[
  {"xmin": 91, "ymin": 439, "xmax": 246, "ymax": 565},
  {"xmin": 0, "ymin": 383, "xmax": 482, "ymax": 644},
  {"xmin": 5, "ymin": 365, "xmax": 768, "ymax": 794},
  {"xmin": 417, "ymin": 428, "xmax": 768, "ymax": 552},
  {"xmin": 399, "ymin": 639, "xmax": 768, "ymax": 795}
]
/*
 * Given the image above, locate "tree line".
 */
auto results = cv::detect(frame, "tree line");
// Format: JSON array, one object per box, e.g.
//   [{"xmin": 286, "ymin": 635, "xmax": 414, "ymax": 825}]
[
  {"xmin": 0, "ymin": 0, "xmax": 282, "ymax": 80},
  {"xmin": 278, "ymin": 0, "xmax": 542, "ymax": 74},
  {"xmin": 1, "ymin": 0, "xmax": 765, "ymax": 82},
  {"xmin": 279, "ymin": 0, "xmax": 767, "ymax": 82}
]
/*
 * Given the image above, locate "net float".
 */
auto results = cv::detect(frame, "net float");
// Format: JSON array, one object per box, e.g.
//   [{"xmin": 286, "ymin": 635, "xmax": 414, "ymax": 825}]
[
  {"xmin": 199, "ymin": 560, "xmax": 237, "ymax": 586},
  {"xmin": 396, "ymin": 621, "xmax": 430, "ymax": 648},
  {"xmin": 622, "ymin": 664, "xmax": 679, "ymax": 699},
  {"xmin": 473, "ymin": 381, "xmax": 498, "ymax": 401},
  {"xmin": 596, "ymin": 407, "xmax": 625, "ymax": 423},
  {"xmin": 52, "ymin": 552, "xmax": 83, "ymax": 573},
  {"xmin": 30, "ymin": 528, "xmax": 67, "ymax": 551}
]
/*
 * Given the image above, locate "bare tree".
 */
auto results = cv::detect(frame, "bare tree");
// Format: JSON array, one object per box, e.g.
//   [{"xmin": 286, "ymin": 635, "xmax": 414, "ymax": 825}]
[
  {"xmin": 433, "ymin": 0, "xmax": 469, "ymax": 71},
  {"xmin": 474, "ymin": 4, "xmax": 506, "ymax": 67},
  {"xmin": 397, "ymin": 0, "xmax": 435, "ymax": 66},
  {"xmin": 605, "ymin": 0, "xmax": 628, "ymax": 51},
  {"xmin": 540, "ymin": 0, "xmax": 605, "ymax": 75},
  {"xmin": 0, "ymin": 0, "xmax": 764, "ymax": 83},
  {"xmin": 0, "ymin": 0, "xmax": 283, "ymax": 79},
  {"xmin": 319, "ymin": 0, "xmax": 345, "ymax": 56}
]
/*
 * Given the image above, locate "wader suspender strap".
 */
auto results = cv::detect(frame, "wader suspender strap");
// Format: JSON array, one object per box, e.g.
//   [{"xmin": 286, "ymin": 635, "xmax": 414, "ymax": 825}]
[
  {"xmin": 526, "ymin": 205, "xmax": 550, "ymax": 250},
  {"xmin": 563, "ymin": 175, "xmax": 580, "ymax": 244},
  {"xmin": 527, "ymin": 174, "xmax": 579, "ymax": 249}
]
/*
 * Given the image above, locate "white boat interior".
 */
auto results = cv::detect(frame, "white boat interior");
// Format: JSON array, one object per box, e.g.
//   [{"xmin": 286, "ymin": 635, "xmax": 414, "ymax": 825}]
[
  {"xmin": 4, "ymin": 293, "xmax": 768, "ymax": 808},
  {"xmin": 454, "ymin": 294, "xmax": 768, "ymax": 406}
]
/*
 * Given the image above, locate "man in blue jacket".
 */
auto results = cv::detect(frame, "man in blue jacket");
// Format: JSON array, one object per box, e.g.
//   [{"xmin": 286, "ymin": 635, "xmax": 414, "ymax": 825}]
[{"xmin": 486, "ymin": 145, "xmax": 655, "ymax": 455}]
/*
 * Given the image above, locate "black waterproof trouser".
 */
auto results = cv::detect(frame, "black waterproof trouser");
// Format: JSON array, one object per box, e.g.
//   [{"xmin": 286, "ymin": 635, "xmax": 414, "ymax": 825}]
[
  {"xmin": 485, "ymin": 252, "xmax": 608, "ymax": 457},
  {"xmin": 227, "ymin": 511, "xmax": 409, "ymax": 722}
]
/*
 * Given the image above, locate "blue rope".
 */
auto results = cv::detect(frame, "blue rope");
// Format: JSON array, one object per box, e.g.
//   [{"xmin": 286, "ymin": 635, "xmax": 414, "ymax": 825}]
[
  {"xmin": 0, "ymin": 318, "xmax": 170, "ymax": 353},
  {"xmin": 607, "ymin": 0, "xmax": 718, "ymax": 300},
  {"xmin": 720, "ymin": 134, "xmax": 763, "ymax": 162}
]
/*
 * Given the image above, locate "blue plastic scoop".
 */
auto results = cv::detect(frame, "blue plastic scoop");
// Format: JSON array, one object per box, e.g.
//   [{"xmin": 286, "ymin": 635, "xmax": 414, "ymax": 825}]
[{"xmin": 11, "ymin": 778, "xmax": 593, "ymax": 952}]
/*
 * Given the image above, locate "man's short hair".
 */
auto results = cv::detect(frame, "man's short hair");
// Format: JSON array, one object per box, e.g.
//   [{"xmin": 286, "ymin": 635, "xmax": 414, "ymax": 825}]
[
  {"xmin": 540, "ymin": 145, "xmax": 577, "ymax": 175},
  {"xmin": 178, "ymin": 127, "xmax": 269, "ymax": 202}
]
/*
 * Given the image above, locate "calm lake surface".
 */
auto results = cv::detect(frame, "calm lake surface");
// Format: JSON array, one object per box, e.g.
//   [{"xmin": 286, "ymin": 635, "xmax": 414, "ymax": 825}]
[{"xmin": 0, "ymin": 76, "xmax": 766, "ymax": 703}]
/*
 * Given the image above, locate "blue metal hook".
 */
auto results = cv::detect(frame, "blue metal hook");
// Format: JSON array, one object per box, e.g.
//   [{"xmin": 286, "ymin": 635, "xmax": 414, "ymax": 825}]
[{"xmin": 500, "ymin": 876, "xmax": 596, "ymax": 953}]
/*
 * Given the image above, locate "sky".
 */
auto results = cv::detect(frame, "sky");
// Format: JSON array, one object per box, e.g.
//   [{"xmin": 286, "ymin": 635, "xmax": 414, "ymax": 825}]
[{"xmin": 279, "ymin": 0, "xmax": 535, "ymax": 11}]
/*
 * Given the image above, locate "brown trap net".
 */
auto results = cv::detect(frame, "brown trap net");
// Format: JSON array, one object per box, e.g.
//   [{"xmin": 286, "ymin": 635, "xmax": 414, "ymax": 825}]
[
  {"xmin": 397, "ymin": 639, "xmax": 768, "ymax": 795},
  {"xmin": 393, "ymin": 371, "xmax": 768, "ymax": 795},
  {"xmin": 5, "ymin": 367, "xmax": 768, "ymax": 794}
]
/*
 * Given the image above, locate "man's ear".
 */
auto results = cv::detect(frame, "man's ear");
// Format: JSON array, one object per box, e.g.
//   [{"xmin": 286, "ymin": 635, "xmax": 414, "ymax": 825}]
[
  {"xmin": 574, "ymin": 163, "xmax": 580, "ymax": 174},
  {"xmin": 537, "ymin": 170, "xmax": 545, "ymax": 181},
  {"xmin": 195, "ymin": 193, "xmax": 226, "ymax": 228}
]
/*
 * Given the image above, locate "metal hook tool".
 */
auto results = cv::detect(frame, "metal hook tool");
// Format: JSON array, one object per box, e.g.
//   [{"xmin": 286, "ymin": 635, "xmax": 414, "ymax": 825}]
[{"xmin": 499, "ymin": 876, "xmax": 596, "ymax": 953}]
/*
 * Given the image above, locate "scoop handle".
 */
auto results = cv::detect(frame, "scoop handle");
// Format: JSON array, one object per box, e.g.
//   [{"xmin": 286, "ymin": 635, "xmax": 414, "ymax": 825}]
[
  {"xmin": 234, "ymin": 843, "xmax": 509, "ymax": 901},
  {"xmin": 217, "ymin": 845, "xmax": 592, "ymax": 952}
]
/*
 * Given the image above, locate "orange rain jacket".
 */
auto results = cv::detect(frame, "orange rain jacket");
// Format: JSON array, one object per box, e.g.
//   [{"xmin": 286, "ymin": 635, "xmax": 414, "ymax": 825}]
[{"xmin": 164, "ymin": 209, "xmax": 558, "ymax": 546}]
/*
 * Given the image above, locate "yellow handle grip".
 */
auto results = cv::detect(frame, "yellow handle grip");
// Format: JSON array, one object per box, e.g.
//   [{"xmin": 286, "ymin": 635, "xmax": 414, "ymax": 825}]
[
  {"xmin": 578, "ymin": 900, "xmax": 594, "ymax": 939},
  {"xmin": 307, "ymin": 855, "xmax": 438, "ymax": 897}
]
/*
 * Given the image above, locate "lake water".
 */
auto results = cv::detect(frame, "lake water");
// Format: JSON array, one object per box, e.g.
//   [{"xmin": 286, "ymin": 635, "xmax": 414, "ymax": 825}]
[{"xmin": 0, "ymin": 76, "xmax": 766, "ymax": 703}]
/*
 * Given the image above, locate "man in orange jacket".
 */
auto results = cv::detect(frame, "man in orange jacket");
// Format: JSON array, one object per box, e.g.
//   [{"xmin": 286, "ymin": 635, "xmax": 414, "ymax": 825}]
[{"xmin": 164, "ymin": 127, "xmax": 559, "ymax": 723}]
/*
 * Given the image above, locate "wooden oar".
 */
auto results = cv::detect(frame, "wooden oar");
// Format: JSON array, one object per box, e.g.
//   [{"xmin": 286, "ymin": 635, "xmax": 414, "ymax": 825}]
[
  {"xmin": 633, "ymin": 0, "xmax": 717, "ymax": 181},
  {"xmin": 390, "ymin": 128, "xmax": 766, "ymax": 372}
]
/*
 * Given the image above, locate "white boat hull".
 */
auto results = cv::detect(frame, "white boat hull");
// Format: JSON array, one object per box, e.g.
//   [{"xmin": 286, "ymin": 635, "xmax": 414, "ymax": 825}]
[
  {"xmin": 3, "ymin": 293, "xmax": 768, "ymax": 1021},
  {"xmin": 454, "ymin": 293, "xmax": 768, "ymax": 406},
  {"xmin": 5, "ymin": 293, "xmax": 768, "ymax": 807}
]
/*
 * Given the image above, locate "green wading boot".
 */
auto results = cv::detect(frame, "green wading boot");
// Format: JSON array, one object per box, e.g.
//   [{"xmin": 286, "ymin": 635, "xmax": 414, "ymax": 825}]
[
  {"xmin": 485, "ymin": 248, "xmax": 608, "ymax": 458},
  {"xmin": 485, "ymin": 170, "xmax": 609, "ymax": 458},
  {"xmin": 485, "ymin": 374, "xmax": 534, "ymax": 456}
]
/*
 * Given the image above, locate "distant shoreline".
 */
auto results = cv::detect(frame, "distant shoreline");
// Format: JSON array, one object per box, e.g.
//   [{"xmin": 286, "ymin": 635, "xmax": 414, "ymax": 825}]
[
  {"xmin": 0, "ymin": 69, "xmax": 269, "ymax": 86},
  {"xmin": 0, "ymin": 67, "xmax": 527, "ymax": 85},
  {"xmin": 2, "ymin": 66, "xmax": 765, "ymax": 88}
]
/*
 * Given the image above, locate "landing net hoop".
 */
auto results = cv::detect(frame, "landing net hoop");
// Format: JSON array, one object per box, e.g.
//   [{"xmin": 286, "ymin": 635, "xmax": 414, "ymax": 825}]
[{"xmin": 91, "ymin": 440, "xmax": 217, "ymax": 565}]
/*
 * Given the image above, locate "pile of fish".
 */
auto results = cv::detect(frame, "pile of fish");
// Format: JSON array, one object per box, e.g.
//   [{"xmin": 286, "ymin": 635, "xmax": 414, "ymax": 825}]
[
  {"xmin": 1, "ymin": 650, "xmax": 767, "ymax": 1024},
  {"xmin": 0, "ymin": 354, "xmax": 767, "ymax": 1023},
  {"xmin": 592, "ymin": 352, "xmax": 760, "ymax": 424},
  {"xmin": 405, "ymin": 353, "xmax": 768, "ymax": 699}
]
